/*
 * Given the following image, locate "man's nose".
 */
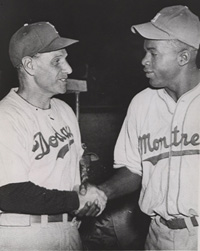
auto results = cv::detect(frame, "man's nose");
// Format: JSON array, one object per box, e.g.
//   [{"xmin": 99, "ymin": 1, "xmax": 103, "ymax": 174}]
[
  {"xmin": 141, "ymin": 53, "xmax": 150, "ymax": 66},
  {"xmin": 63, "ymin": 61, "xmax": 72, "ymax": 74}
]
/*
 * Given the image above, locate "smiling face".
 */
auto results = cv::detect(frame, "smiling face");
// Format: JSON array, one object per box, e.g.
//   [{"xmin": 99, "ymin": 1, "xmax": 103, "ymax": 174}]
[
  {"xmin": 33, "ymin": 49, "xmax": 72, "ymax": 97},
  {"xmin": 142, "ymin": 39, "xmax": 181, "ymax": 90}
]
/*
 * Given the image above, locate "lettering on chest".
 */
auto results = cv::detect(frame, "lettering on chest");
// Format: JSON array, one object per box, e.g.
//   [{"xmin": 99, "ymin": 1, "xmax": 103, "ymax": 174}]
[
  {"xmin": 138, "ymin": 126, "xmax": 200, "ymax": 165},
  {"xmin": 32, "ymin": 126, "xmax": 74, "ymax": 160}
]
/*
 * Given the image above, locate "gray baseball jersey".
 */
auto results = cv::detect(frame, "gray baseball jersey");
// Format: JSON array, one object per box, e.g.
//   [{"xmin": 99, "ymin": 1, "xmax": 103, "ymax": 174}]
[
  {"xmin": 0, "ymin": 88, "xmax": 83, "ymax": 191},
  {"xmin": 114, "ymin": 85, "xmax": 200, "ymax": 220}
]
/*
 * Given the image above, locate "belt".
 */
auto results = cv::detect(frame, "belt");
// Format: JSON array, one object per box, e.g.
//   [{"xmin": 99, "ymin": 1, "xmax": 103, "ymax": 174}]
[
  {"xmin": 160, "ymin": 216, "xmax": 198, "ymax": 230},
  {"xmin": 0, "ymin": 213, "xmax": 72, "ymax": 226},
  {"xmin": 31, "ymin": 214, "xmax": 72, "ymax": 223}
]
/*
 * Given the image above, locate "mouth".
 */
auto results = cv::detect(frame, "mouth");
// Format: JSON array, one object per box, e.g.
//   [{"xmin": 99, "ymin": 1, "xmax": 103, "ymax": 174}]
[
  {"xmin": 144, "ymin": 69, "xmax": 154, "ymax": 78},
  {"xmin": 59, "ymin": 78, "xmax": 68, "ymax": 83}
]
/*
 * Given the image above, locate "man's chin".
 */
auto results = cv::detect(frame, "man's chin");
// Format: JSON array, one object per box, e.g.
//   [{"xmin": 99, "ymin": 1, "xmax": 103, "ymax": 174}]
[
  {"xmin": 149, "ymin": 79, "xmax": 162, "ymax": 89},
  {"xmin": 58, "ymin": 86, "xmax": 67, "ymax": 94}
]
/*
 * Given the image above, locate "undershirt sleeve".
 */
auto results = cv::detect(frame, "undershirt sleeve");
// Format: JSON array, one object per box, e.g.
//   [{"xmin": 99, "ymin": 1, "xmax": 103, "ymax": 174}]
[{"xmin": 0, "ymin": 181, "xmax": 79, "ymax": 215}]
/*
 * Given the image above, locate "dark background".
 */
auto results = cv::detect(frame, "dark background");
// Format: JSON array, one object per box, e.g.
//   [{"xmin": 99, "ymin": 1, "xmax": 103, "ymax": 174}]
[
  {"xmin": 1, "ymin": 0, "xmax": 200, "ymax": 106},
  {"xmin": 0, "ymin": 1, "xmax": 200, "ymax": 249},
  {"xmin": 0, "ymin": 0, "xmax": 200, "ymax": 179}
]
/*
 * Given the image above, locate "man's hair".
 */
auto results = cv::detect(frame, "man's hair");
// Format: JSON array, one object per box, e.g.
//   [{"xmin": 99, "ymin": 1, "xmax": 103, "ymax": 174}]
[
  {"xmin": 16, "ymin": 64, "xmax": 26, "ymax": 84},
  {"xmin": 167, "ymin": 39, "xmax": 198, "ymax": 61}
]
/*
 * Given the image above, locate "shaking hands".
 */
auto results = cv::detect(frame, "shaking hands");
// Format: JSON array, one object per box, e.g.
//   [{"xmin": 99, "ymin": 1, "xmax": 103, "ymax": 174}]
[{"xmin": 73, "ymin": 183, "xmax": 107, "ymax": 218}]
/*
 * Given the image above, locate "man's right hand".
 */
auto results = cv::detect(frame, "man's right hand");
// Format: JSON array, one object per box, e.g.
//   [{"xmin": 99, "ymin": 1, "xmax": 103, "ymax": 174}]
[{"xmin": 73, "ymin": 184, "xmax": 107, "ymax": 217}]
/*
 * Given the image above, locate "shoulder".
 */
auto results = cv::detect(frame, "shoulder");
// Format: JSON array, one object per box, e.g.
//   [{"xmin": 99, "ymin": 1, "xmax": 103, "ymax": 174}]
[
  {"xmin": 0, "ymin": 89, "xmax": 28, "ymax": 111},
  {"xmin": 131, "ymin": 87, "xmax": 157, "ymax": 102},
  {"xmin": 128, "ymin": 87, "xmax": 158, "ymax": 112},
  {"xmin": 0, "ymin": 89, "xmax": 35, "ymax": 131},
  {"xmin": 0, "ymin": 90, "xmax": 22, "ymax": 119}
]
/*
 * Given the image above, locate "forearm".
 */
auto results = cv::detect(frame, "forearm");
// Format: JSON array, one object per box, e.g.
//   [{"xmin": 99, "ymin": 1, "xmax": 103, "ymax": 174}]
[
  {"xmin": 0, "ymin": 181, "xmax": 79, "ymax": 215},
  {"xmin": 98, "ymin": 166, "xmax": 141, "ymax": 200}
]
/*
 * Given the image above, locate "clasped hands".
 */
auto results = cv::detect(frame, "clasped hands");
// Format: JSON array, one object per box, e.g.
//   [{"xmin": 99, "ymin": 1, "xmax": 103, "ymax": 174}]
[{"xmin": 73, "ymin": 183, "xmax": 107, "ymax": 218}]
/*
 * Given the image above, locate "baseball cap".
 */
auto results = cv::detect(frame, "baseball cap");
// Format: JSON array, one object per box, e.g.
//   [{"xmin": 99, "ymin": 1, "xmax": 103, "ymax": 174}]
[
  {"xmin": 9, "ymin": 22, "xmax": 78, "ymax": 67},
  {"xmin": 131, "ymin": 5, "xmax": 200, "ymax": 49}
]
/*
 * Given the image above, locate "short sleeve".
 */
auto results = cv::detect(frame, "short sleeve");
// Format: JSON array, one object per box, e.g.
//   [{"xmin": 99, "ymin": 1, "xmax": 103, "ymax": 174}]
[{"xmin": 114, "ymin": 98, "xmax": 142, "ymax": 176}]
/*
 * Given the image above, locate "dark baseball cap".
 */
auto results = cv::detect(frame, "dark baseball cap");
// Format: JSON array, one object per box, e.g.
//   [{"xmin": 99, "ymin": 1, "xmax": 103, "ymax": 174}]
[
  {"xmin": 9, "ymin": 22, "xmax": 78, "ymax": 67},
  {"xmin": 131, "ymin": 5, "xmax": 200, "ymax": 49}
]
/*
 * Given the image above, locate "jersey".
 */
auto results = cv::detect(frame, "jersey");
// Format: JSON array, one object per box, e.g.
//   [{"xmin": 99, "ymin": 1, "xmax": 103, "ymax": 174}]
[
  {"xmin": 114, "ymin": 84, "xmax": 200, "ymax": 220},
  {"xmin": 0, "ymin": 88, "xmax": 83, "ymax": 191}
]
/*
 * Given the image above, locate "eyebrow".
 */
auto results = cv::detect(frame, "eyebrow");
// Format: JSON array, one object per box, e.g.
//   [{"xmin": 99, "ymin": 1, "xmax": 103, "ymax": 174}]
[
  {"xmin": 53, "ymin": 52, "xmax": 68, "ymax": 58},
  {"xmin": 144, "ymin": 45, "xmax": 157, "ymax": 50}
]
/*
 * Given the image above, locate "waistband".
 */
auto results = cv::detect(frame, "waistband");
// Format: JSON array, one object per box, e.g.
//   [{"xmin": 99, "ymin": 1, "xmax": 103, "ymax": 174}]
[
  {"xmin": 160, "ymin": 216, "xmax": 198, "ymax": 230},
  {"xmin": 31, "ymin": 214, "xmax": 72, "ymax": 223},
  {"xmin": 0, "ymin": 213, "xmax": 72, "ymax": 226}
]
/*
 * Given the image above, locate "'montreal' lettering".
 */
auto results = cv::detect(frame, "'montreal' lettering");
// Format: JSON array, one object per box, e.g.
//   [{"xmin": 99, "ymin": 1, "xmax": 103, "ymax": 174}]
[{"xmin": 138, "ymin": 126, "xmax": 200, "ymax": 155}]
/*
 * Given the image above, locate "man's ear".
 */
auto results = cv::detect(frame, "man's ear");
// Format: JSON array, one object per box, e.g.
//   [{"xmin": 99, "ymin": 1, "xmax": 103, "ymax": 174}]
[
  {"xmin": 21, "ymin": 56, "xmax": 35, "ymax": 75},
  {"xmin": 178, "ymin": 50, "xmax": 190, "ymax": 66}
]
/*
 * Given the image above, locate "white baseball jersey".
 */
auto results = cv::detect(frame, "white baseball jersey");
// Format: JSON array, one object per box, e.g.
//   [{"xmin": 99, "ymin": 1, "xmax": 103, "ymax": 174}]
[
  {"xmin": 0, "ymin": 88, "xmax": 83, "ymax": 191},
  {"xmin": 114, "ymin": 84, "xmax": 200, "ymax": 220}
]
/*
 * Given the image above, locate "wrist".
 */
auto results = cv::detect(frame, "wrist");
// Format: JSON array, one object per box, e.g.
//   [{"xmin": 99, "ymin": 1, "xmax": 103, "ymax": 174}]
[{"xmin": 97, "ymin": 184, "xmax": 109, "ymax": 200}]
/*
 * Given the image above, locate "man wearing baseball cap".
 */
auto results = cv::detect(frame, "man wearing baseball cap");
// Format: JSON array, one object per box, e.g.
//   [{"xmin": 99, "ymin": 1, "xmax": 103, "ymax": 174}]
[
  {"xmin": 97, "ymin": 5, "xmax": 200, "ymax": 250},
  {"xmin": 0, "ymin": 22, "xmax": 107, "ymax": 250}
]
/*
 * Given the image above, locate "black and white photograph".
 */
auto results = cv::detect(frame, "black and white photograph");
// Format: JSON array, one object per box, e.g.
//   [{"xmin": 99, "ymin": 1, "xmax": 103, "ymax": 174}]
[{"xmin": 0, "ymin": 0, "xmax": 199, "ymax": 250}]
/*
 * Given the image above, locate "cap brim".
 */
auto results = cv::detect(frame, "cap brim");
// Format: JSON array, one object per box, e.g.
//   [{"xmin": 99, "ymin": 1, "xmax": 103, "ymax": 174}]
[
  {"xmin": 131, "ymin": 22, "xmax": 172, "ymax": 40},
  {"xmin": 40, "ymin": 37, "xmax": 78, "ymax": 53}
]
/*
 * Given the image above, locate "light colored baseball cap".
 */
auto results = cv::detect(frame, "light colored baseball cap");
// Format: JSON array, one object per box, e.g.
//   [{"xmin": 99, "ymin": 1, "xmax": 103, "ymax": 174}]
[
  {"xmin": 9, "ymin": 22, "xmax": 78, "ymax": 67},
  {"xmin": 131, "ymin": 5, "xmax": 200, "ymax": 49}
]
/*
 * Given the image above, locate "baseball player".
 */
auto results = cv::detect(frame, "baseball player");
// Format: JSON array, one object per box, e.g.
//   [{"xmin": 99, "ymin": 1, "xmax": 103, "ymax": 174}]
[
  {"xmin": 98, "ymin": 5, "xmax": 200, "ymax": 250},
  {"xmin": 0, "ymin": 22, "xmax": 107, "ymax": 250}
]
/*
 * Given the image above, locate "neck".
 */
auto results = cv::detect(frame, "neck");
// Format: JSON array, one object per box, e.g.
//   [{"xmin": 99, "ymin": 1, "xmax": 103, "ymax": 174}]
[
  {"xmin": 17, "ymin": 87, "xmax": 51, "ymax": 109},
  {"xmin": 165, "ymin": 68, "xmax": 200, "ymax": 102}
]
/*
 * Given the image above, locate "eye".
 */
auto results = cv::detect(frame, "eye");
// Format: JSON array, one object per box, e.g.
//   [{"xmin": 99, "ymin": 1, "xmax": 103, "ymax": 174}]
[
  {"xmin": 150, "ymin": 51, "xmax": 157, "ymax": 57},
  {"xmin": 52, "ymin": 57, "xmax": 61, "ymax": 66},
  {"xmin": 55, "ymin": 58, "xmax": 60, "ymax": 64},
  {"xmin": 151, "ymin": 52, "xmax": 157, "ymax": 56}
]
